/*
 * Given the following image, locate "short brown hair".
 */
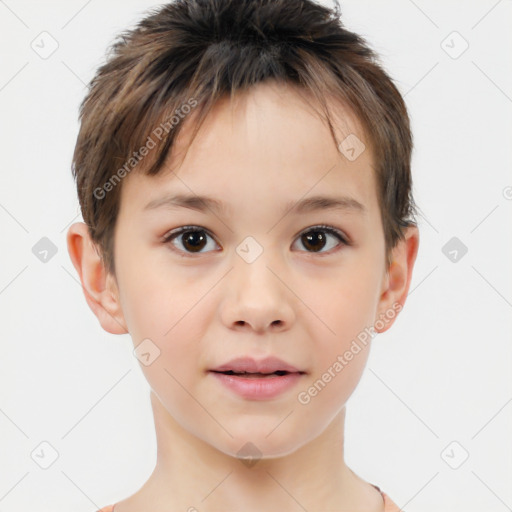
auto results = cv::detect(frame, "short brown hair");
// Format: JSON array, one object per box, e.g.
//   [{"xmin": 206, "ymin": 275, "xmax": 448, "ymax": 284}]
[{"xmin": 71, "ymin": 0, "xmax": 416, "ymax": 277}]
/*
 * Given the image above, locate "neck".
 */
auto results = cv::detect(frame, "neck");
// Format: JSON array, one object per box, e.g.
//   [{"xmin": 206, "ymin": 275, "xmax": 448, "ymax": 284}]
[{"xmin": 124, "ymin": 391, "xmax": 383, "ymax": 512}]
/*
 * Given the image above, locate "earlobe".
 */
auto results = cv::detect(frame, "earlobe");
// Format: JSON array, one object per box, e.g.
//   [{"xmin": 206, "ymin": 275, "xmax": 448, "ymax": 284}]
[
  {"xmin": 66, "ymin": 222, "xmax": 128, "ymax": 335},
  {"xmin": 375, "ymin": 225, "xmax": 419, "ymax": 333}
]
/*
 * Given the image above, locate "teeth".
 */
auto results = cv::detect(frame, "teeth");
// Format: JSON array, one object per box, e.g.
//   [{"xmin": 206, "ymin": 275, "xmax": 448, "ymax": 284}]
[
  {"xmin": 235, "ymin": 373, "xmax": 278, "ymax": 379},
  {"xmin": 222, "ymin": 370, "xmax": 288, "ymax": 377}
]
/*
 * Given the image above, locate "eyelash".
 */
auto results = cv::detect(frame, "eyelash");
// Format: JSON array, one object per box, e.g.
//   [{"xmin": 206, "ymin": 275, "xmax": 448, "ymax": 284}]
[{"xmin": 162, "ymin": 224, "xmax": 350, "ymax": 257}]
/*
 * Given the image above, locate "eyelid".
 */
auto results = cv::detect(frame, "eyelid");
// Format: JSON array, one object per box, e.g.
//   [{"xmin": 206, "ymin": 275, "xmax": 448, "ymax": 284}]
[
  {"xmin": 161, "ymin": 225, "xmax": 217, "ymax": 243},
  {"xmin": 297, "ymin": 224, "xmax": 350, "ymax": 246}
]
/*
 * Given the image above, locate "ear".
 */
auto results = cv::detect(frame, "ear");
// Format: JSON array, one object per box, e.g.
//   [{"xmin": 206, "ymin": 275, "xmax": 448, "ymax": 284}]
[
  {"xmin": 375, "ymin": 225, "xmax": 419, "ymax": 333},
  {"xmin": 66, "ymin": 222, "xmax": 128, "ymax": 335}
]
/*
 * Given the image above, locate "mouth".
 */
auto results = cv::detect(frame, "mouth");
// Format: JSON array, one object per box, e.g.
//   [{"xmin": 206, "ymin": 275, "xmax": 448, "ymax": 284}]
[
  {"xmin": 210, "ymin": 369, "xmax": 303, "ymax": 378},
  {"xmin": 208, "ymin": 357, "xmax": 306, "ymax": 400},
  {"xmin": 209, "ymin": 356, "xmax": 306, "ymax": 375}
]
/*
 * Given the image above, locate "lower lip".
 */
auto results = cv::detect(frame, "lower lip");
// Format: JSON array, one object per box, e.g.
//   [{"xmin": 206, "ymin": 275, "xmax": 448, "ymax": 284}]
[{"xmin": 210, "ymin": 372, "xmax": 303, "ymax": 400}]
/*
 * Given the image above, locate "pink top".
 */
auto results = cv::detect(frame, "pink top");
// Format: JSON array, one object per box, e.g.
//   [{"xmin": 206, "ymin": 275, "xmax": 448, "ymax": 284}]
[{"xmin": 97, "ymin": 486, "xmax": 401, "ymax": 511}]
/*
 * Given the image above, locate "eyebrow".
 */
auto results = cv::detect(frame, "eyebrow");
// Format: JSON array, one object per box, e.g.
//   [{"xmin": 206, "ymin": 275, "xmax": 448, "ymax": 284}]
[{"xmin": 143, "ymin": 193, "xmax": 366, "ymax": 216}]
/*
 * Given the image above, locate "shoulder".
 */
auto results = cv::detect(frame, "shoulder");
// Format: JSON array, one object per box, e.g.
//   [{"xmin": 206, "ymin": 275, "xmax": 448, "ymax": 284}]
[
  {"xmin": 381, "ymin": 491, "xmax": 402, "ymax": 512},
  {"xmin": 370, "ymin": 483, "xmax": 401, "ymax": 512},
  {"xmin": 96, "ymin": 506, "xmax": 115, "ymax": 512}
]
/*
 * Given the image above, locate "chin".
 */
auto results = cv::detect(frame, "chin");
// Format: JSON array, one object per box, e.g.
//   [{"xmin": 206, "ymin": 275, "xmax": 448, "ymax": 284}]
[{"xmin": 209, "ymin": 424, "xmax": 313, "ymax": 462}]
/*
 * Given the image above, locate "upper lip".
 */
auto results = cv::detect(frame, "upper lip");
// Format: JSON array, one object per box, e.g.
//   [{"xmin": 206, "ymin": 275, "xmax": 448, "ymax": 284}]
[{"xmin": 210, "ymin": 357, "xmax": 305, "ymax": 374}]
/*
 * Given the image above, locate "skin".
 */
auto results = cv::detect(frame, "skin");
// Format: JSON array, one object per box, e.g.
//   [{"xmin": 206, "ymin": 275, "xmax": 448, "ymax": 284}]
[{"xmin": 67, "ymin": 80, "xmax": 419, "ymax": 511}]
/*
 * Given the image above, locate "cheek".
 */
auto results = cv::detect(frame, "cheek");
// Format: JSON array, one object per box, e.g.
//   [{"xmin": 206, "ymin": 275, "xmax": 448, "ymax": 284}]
[
  {"xmin": 129, "ymin": 302, "xmax": 208, "ymax": 429},
  {"xmin": 117, "ymin": 249, "xmax": 209, "ymax": 340},
  {"xmin": 306, "ymin": 264, "xmax": 381, "ymax": 343},
  {"xmin": 300, "ymin": 259, "xmax": 381, "ymax": 400}
]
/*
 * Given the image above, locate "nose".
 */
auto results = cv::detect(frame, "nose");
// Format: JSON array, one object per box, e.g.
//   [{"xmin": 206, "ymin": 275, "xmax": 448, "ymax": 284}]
[{"xmin": 219, "ymin": 255, "xmax": 295, "ymax": 334}]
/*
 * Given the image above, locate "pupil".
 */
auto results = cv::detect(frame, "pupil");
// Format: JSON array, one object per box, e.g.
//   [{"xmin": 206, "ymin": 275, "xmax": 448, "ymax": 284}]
[
  {"xmin": 183, "ymin": 231, "xmax": 206, "ymax": 252},
  {"xmin": 303, "ymin": 231, "xmax": 325, "ymax": 252}
]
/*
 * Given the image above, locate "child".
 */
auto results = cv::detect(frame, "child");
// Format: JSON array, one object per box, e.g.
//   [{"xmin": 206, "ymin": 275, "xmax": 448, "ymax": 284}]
[{"xmin": 67, "ymin": 0, "xmax": 419, "ymax": 510}]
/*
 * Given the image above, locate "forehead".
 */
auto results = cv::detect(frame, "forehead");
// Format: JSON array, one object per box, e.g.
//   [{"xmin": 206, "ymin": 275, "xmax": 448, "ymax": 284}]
[{"xmin": 119, "ymin": 81, "xmax": 377, "ymax": 218}]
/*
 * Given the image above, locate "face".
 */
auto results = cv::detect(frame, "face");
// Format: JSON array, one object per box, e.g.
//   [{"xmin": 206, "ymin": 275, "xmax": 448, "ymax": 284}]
[{"xmin": 110, "ymin": 81, "xmax": 393, "ymax": 458}]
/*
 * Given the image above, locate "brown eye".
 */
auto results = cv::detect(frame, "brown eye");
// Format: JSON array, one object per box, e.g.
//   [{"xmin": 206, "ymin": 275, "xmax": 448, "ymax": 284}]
[
  {"xmin": 301, "ymin": 231, "xmax": 328, "ymax": 252},
  {"xmin": 163, "ymin": 227, "xmax": 219, "ymax": 255},
  {"xmin": 293, "ymin": 225, "xmax": 348, "ymax": 254},
  {"xmin": 180, "ymin": 231, "xmax": 207, "ymax": 252}
]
